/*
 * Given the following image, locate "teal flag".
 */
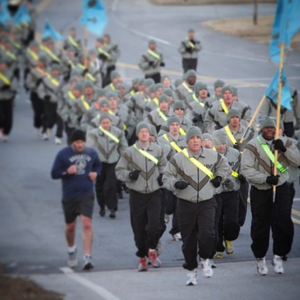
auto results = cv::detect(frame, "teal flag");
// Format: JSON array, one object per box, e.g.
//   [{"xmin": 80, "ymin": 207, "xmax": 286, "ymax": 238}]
[{"xmin": 43, "ymin": 20, "xmax": 63, "ymax": 41}]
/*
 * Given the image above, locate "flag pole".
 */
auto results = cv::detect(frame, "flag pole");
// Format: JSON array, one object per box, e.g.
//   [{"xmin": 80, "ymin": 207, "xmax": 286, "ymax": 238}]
[
  {"xmin": 239, "ymin": 95, "xmax": 266, "ymax": 144},
  {"xmin": 273, "ymin": 41, "xmax": 285, "ymax": 198}
]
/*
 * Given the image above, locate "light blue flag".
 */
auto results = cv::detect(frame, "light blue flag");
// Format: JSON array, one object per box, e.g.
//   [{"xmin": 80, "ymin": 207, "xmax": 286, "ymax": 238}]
[
  {"xmin": 269, "ymin": 0, "xmax": 300, "ymax": 64},
  {"xmin": 81, "ymin": 0, "xmax": 107, "ymax": 35},
  {"xmin": 43, "ymin": 20, "xmax": 63, "ymax": 41},
  {"xmin": 13, "ymin": 4, "xmax": 31, "ymax": 25},
  {"xmin": 0, "ymin": 1, "xmax": 11, "ymax": 25},
  {"xmin": 265, "ymin": 68, "xmax": 292, "ymax": 110}
]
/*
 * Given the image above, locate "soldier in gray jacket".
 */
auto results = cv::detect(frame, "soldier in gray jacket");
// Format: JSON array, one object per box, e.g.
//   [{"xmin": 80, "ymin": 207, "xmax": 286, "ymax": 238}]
[
  {"xmin": 178, "ymin": 29, "xmax": 202, "ymax": 73},
  {"xmin": 163, "ymin": 126, "xmax": 229, "ymax": 285},
  {"xmin": 241, "ymin": 117, "xmax": 300, "ymax": 276},
  {"xmin": 138, "ymin": 40, "xmax": 165, "ymax": 83},
  {"xmin": 87, "ymin": 113, "xmax": 127, "ymax": 218},
  {"xmin": 206, "ymin": 79, "xmax": 225, "ymax": 108},
  {"xmin": 116, "ymin": 122, "xmax": 167, "ymax": 272},
  {"xmin": 175, "ymin": 69, "xmax": 197, "ymax": 101}
]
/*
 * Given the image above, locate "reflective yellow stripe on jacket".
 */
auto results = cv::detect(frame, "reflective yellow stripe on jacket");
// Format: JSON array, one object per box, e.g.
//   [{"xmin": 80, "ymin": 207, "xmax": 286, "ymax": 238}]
[
  {"xmin": 147, "ymin": 49, "xmax": 160, "ymax": 60},
  {"xmin": 0, "ymin": 72, "xmax": 11, "ymax": 85},
  {"xmin": 99, "ymin": 126, "xmax": 120, "ymax": 144},
  {"xmin": 68, "ymin": 36, "xmax": 79, "ymax": 48},
  {"xmin": 133, "ymin": 144, "xmax": 159, "ymax": 165},
  {"xmin": 163, "ymin": 134, "xmax": 182, "ymax": 153},
  {"xmin": 219, "ymin": 99, "xmax": 229, "ymax": 114},
  {"xmin": 224, "ymin": 125, "xmax": 237, "ymax": 145}
]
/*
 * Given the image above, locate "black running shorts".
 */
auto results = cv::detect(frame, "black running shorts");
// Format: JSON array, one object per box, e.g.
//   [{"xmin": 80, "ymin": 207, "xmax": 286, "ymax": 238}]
[{"xmin": 62, "ymin": 193, "xmax": 94, "ymax": 224}]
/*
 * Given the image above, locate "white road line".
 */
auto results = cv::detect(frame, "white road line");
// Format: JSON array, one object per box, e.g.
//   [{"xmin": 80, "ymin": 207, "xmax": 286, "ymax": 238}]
[
  {"xmin": 293, "ymin": 198, "xmax": 300, "ymax": 201},
  {"xmin": 60, "ymin": 267, "xmax": 121, "ymax": 300}
]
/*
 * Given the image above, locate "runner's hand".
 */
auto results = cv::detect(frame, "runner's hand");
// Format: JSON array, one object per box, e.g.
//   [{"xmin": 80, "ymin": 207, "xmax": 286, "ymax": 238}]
[
  {"xmin": 89, "ymin": 172, "xmax": 97, "ymax": 181},
  {"xmin": 67, "ymin": 165, "xmax": 77, "ymax": 174}
]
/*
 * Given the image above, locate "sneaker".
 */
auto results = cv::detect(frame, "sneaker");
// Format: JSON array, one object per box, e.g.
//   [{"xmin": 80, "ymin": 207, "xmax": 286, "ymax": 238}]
[
  {"xmin": 138, "ymin": 257, "xmax": 148, "ymax": 272},
  {"xmin": 148, "ymin": 249, "xmax": 161, "ymax": 268},
  {"xmin": 211, "ymin": 259, "xmax": 216, "ymax": 269},
  {"xmin": 68, "ymin": 247, "xmax": 78, "ymax": 268},
  {"xmin": 256, "ymin": 257, "xmax": 268, "ymax": 276},
  {"xmin": 186, "ymin": 269, "xmax": 197, "ymax": 286},
  {"xmin": 164, "ymin": 214, "xmax": 170, "ymax": 224},
  {"xmin": 109, "ymin": 209, "xmax": 116, "ymax": 219},
  {"xmin": 225, "ymin": 240, "xmax": 234, "ymax": 255},
  {"xmin": 201, "ymin": 258, "xmax": 213, "ymax": 278},
  {"xmin": 214, "ymin": 251, "xmax": 223, "ymax": 259},
  {"xmin": 272, "ymin": 255, "xmax": 284, "ymax": 274},
  {"xmin": 156, "ymin": 239, "xmax": 163, "ymax": 257},
  {"xmin": 82, "ymin": 254, "xmax": 94, "ymax": 270},
  {"xmin": 172, "ymin": 232, "xmax": 182, "ymax": 242},
  {"xmin": 55, "ymin": 137, "xmax": 62, "ymax": 145},
  {"xmin": 47, "ymin": 128, "xmax": 52, "ymax": 137},
  {"xmin": 43, "ymin": 133, "xmax": 49, "ymax": 141},
  {"xmin": 99, "ymin": 207, "xmax": 105, "ymax": 217}
]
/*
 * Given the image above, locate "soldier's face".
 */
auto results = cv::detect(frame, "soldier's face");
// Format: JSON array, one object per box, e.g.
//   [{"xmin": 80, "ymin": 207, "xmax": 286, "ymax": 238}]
[
  {"xmin": 159, "ymin": 101, "xmax": 169, "ymax": 112},
  {"xmin": 0, "ymin": 63, "xmax": 7, "ymax": 72},
  {"xmin": 113, "ymin": 76, "xmax": 122, "ymax": 86},
  {"xmin": 216, "ymin": 143, "xmax": 227, "ymax": 154},
  {"xmin": 156, "ymin": 88, "xmax": 163, "ymax": 97},
  {"xmin": 174, "ymin": 108, "xmax": 184, "ymax": 118},
  {"xmin": 103, "ymin": 36, "xmax": 109, "ymax": 44},
  {"xmin": 85, "ymin": 87, "xmax": 93, "ymax": 97},
  {"xmin": 72, "ymin": 140, "xmax": 85, "ymax": 152},
  {"xmin": 70, "ymin": 30, "xmax": 76, "ymax": 37},
  {"xmin": 229, "ymin": 116, "xmax": 240, "ymax": 127},
  {"xmin": 262, "ymin": 127, "xmax": 275, "ymax": 140},
  {"xmin": 139, "ymin": 83, "xmax": 144, "ymax": 91},
  {"xmin": 188, "ymin": 32, "xmax": 195, "ymax": 40},
  {"xmin": 223, "ymin": 91, "xmax": 233, "ymax": 106},
  {"xmin": 188, "ymin": 136, "xmax": 201, "ymax": 152},
  {"xmin": 109, "ymin": 98, "xmax": 117, "ymax": 109},
  {"xmin": 37, "ymin": 61, "xmax": 45, "ymax": 69},
  {"xmin": 163, "ymin": 77, "xmax": 171, "ymax": 88},
  {"xmin": 202, "ymin": 139, "xmax": 213, "ymax": 149},
  {"xmin": 149, "ymin": 43, "xmax": 156, "ymax": 51},
  {"xmin": 118, "ymin": 87, "xmax": 125, "ymax": 96},
  {"xmin": 51, "ymin": 69, "xmax": 59, "ymax": 77},
  {"xmin": 215, "ymin": 86, "xmax": 222, "ymax": 96},
  {"xmin": 187, "ymin": 76, "xmax": 196, "ymax": 85},
  {"xmin": 100, "ymin": 118, "xmax": 111, "ymax": 130},
  {"xmin": 138, "ymin": 128, "xmax": 150, "ymax": 143},
  {"xmin": 199, "ymin": 89, "xmax": 208, "ymax": 99},
  {"xmin": 169, "ymin": 122, "xmax": 180, "ymax": 135},
  {"xmin": 73, "ymin": 90, "xmax": 81, "ymax": 98},
  {"xmin": 68, "ymin": 51, "xmax": 75, "ymax": 59},
  {"xmin": 100, "ymin": 104, "xmax": 109, "ymax": 113}
]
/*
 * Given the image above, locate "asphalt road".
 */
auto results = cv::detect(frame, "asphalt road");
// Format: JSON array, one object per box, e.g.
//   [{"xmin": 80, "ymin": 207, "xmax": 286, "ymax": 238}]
[{"xmin": 0, "ymin": 0, "xmax": 300, "ymax": 299}]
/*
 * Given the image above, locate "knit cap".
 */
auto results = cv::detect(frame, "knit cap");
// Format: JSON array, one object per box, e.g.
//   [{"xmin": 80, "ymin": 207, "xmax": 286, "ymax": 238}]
[
  {"xmin": 99, "ymin": 113, "xmax": 112, "ymax": 123},
  {"xmin": 231, "ymin": 87, "xmax": 238, "ymax": 96},
  {"xmin": 173, "ymin": 100, "xmax": 185, "ymax": 110},
  {"xmin": 73, "ymin": 82, "xmax": 83, "ymax": 93},
  {"xmin": 144, "ymin": 78, "xmax": 155, "ymax": 87},
  {"xmin": 99, "ymin": 99, "xmax": 109, "ymax": 107},
  {"xmin": 214, "ymin": 79, "xmax": 225, "ymax": 89},
  {"xmin": 221, "ymin": 85, "xmax": 233, "ymax": 95},
  {"xmin": 260, "ymin": 117, "xmax": 275, "ymax": 130},
  {"xmin": 184, "ymin": 69, "xmax": 197, "ymax": 80},
  {"xmin": 186, "ymin": 126, "xmax": 202, "ymax": 142},
  {"xmin": 202, "ymin": 133, "xmax": 213, "ymax": 142},
  {"xmin": 159, "ymin": 94, "xmax": 169, "ymax": 103},
  {"xmin": 174, "ymin": 78, "xmax": 183, "ymax": 88},
  {"xmin": 227, "ymin": 108, "xmax": 241, "ymax": 121},
  {"xmin": 110, "ymin": 70, "xmax": 120, "ymax": 81},
  {"xmin": 136, "ymin": 122, "xmax": 150, "ymax": 136},
  {"xmin": 38, "ymin": 55, "xmax": 48, "ymax": 66},
  {"xmin": 163, "ymin": 88, "xmax": 173, "ymax": 97},
  {"xmin": 167, "ymin": 115, "xmax": 181, "ymax": 127},
  {"xmin": 71, "ymin": 129, "xmax": 86, "ymax": 142},
  {"xmin": 148, "ymin": 39, "xmax": 156, "ymax": 46},
  {"xmin": 148, "ymin": 124, "xmax": 157, "ymax": 137},
  {"xmin": 83, "ymin": 80, "xmax": 94, "ymax": 89},
  {"xmin": 213, "ymin": 130, "xmax": 228, "ymax": 146}
]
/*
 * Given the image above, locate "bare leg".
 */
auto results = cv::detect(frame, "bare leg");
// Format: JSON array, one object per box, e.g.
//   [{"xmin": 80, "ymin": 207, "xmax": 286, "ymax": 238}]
[
  {"xmin": 80, "ymin": 215, "xmax": 93, "ymax": 254},
  {"xmin": 65, "ymin": 220, "xmax": 76, "ymax": 247}
]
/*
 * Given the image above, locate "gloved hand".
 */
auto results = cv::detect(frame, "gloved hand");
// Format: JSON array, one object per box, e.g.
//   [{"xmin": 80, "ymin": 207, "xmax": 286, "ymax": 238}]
[
  {"xmin": 215, "ymin": 125, "xmax": 223, "ymax": 130},
  {"xmin": 157, "ymin": 173, "xmax": 163, "ymax": 186},
  {"xmin": 175, "ymin": 181, "xmax": 189, "ymax": 190},
  {"xmin": 273, "ymin": 139, "xmax": 286, "ymax": 152},
  {"xmin": 36, "ymin": 78, "xmax": 43, "ymax": 86},
  {"xmin": 44, "ymin": 95, "xmax": 51, "ymax": 102},
  {"xmin": 294, "ymin": 123, "xmax": 300, "ymax": 130},
  {"xmin": 82, "ymin": 68, "xmax": 89, "ymax": 76},
  {"xmin": 2, "ymin": 84, "xmax": 10, "ymax": 91},
  {"xmin": 266, "ymin": 175, "xmax": 280, "ymax": 185},
  {"xmin": 148, "ymin": 61, "xmax": 154, "ymax": 66},
  {"xmin": 98, "ymin": 54, "xmax": 107, "ymax": 60},
  {"xmin": 233, "ymin": 143, "xmax": 241, "ymax": 151},
  {"xmin": 160, "ymin": 62, "xmax": 165, "ymax": 67},
  {"xmin": 129, "ymin": 170, "xmax": 141, "ymax": 181},
  {"xmin": 210, "ymin": 176, "xmax": 222, "ymax": 188},
  {"xmin": 186, "ymin": 46, "xmax": 192, "ymax": 53},
  {"xmin": 238, "ymin": 174, "xmax": 247, "ymax": 183},
  {"xmin": 192, "ymin": 114, "xmax": 203, "ymax": 124},
  {"xmin": 224, "ymin": 178, "xmax": 234, "ymax": 190}
]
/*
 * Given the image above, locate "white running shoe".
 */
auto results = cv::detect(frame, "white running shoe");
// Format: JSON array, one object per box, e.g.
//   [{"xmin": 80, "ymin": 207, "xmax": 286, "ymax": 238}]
[
  {"xmin": 186, "ymin": 269, "xmax": 197, "ymax": 286},
  {"xmin": 256, "ymin": 257, "xmax": 268, "ymax": 276},
  {"xmin": 55, "ymin": 137, "xmax": 62, "ymax": 145},
  {"xmin": 201, "ymin": 258, "xmax": 213, "ymax": 278},
  {"xmin": 148, "ymin": 249, "xmax": 161, "ymax": 268},
  {"xmin": 36, "ymin": 129, "xmax": 42, "ymax": 137},
  {"xmin": 43, "ymin": 133, "xmax": 49, "ymax": 141},
  {"xmin": 164, "ymin": 214, "xmax": 170, "ymax": 223},
  {"xmin": 172, "ymin": 232, "xmax": 182, "ymax": 242},
  {"xmin": 82, "ymin": 254, "xmax": 94, "ymax": 270},
  {"xmin": 68, "ymin": 247, "xmax": 78, "ymax": 268},
  {"xmin": 272, "ymin": 255, "xmax": 284, "ymax": 274}
]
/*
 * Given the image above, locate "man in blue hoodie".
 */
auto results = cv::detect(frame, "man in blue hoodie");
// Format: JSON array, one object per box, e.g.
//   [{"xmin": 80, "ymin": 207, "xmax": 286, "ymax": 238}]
[{"xmin": 51, "ymin": 129, "xmax": 101, "ymax": 270}]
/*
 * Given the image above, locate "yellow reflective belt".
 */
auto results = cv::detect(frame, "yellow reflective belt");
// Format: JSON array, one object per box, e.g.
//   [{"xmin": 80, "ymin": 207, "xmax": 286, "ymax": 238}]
[
  {"xmin": 192, "ymin": 93, "xmax": 205, "ymax": 107},
  {"xmin": 77, "ymin": 63, "xmax": 85, "ymax": 69},
  {"xmin": 110, "ymin": 83, "xmax": 115, "ymax": 90},
  {"xmin": 87, "ymin": 73, "xmax": 96, "ymax": 82},
  {"xmin": 80, "ymin": 96, "xmax": 90, "ymax": 110},
  {"xmin": 179, "ymin": 128, "xmax": 186, "ymax": 136},
  {"xmin": 47, "ymin": 74, "xmax": 59, "ymax": 86},
  {"xmin": 147, "ymin": 49, "xmax": 160, "ymax": 60},
  {"xmin": 153, "ymin": 97, "xmax": 159, "ymax": 105},
  {"xmin": 231, "ymin": 171, "xmax": 239, "ymax": 178},
  {"xmin": 27, "ymin": 48, "xmax": 39, "ymax": 61},
  {"xmin": 133, "ymin": 144, "xmax": 159, "ymax": 165},
  {"xmin": 68, "ymin": 91, "xmax": 76, "ymax": 100},
  {"xmin": 219, "ymin": 99, "xmax": 229, "ymax": 114},
  {"xmin": 44, "ymin": 47, "xmax": 60, "ymax": 62},
  {"xmin": 186, "ymin": 38, "xmax": 195, "ymax": 49},
  {"xmin": 68, "ymin": 36, "xmax": 79, "ymax": 48},
  {"xmin": 99, "ymin": 126, "xmax": 120, "ymax": 144},
  {"xmin": 182, "ymin": 148, "xmax": 214, "ymax": 179},
  {"xmin": 0, "ymin": 72, "xmax": 11, "ymax": 85},
  {"xmin": 224, "ymin": 125, "xmax": 237, "ymax": 145},
  {"xmin": 10, "ymin": 39, "xmax": 21, "ymax": 49},
  {"xmin": 3, "ymin": 49, "xmax": 16, "ymax": 60},
  {"xmin": 130, "ymin": 90, "xmax": 135, "ymax": 95},
  {"xmin": 163, "ymin": 134, "xmax": 182, "ymax": 153},
  {"xmin": 157, "ymin": 108, "xmax": 168, "ymax": 121},
  {"xmin": 98, "ymin": 48, "xmax": 110, "ymax": 58},
  {"xmin": 257, "ymin": 137, "xmax": 287, "ymax": 173},
  {"xmin": 123, "ymin": 124, "xmax": 127, "ymax": 130},
  {"xmin": 182, "ymin": 82, "xmax": 193, "ymax": 93}
]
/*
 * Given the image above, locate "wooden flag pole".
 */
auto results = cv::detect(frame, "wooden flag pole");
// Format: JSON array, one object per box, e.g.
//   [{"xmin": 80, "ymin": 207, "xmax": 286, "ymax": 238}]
[
  {"xmin": 239, "ymin": 95, "xmax": 266, "ymax": 144},
  {"xmin": 273, "ymin": 41, "xmax": 285, "ymax": 197}
]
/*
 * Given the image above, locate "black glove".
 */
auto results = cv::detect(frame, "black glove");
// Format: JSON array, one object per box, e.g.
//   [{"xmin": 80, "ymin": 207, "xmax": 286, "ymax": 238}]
[
  {"xmin": 190, "ymin": 39, "xmax": 196, "ymax": 44},
  {"xmin": 98, "ymin": 53, "xmax": 107, "ymax": 60},
  {"xmin": 175, "ymin": 181, "xmax": 189, "ymax": 190},
  {"xmin": 215, "ymin": 124, "xmax": 223, "ymax": 130},
  {"xmin": 157, "ymin": 173, "xmax": 163, "ymax": 186},
  {"xmin": 2, "ymin": 84, "xmax": 10, "ymax": 91},
  {"xmin": 266, "ymin": 175, "xmax": 280, "ymax": 185},
  {"xmin": 160, "ymin": 62, "xmax": 165, "ymax": 67},
  {"xmin": 192, "ymin": 114, "xmax": 203, "ymax": 124},
  {"xmin": 82, "ymin": 68, "xmax": 89, "ymax": 76},
  {"xmin": 186, "ymin": 46, "xmax": 192, "ymax": 53},
  {"xmin": 129, "ymin": 170, "xmax": 141, "ymax": 181},
  {"xmin": 273, "ymin": 139, "xmax": 286, "ymax": 152},
  {"xmin": 148, "ymin": 61, "xmax": 154, "ymax": 66},
  {"xmin": 233, "ymin": 143, "xmax": 241, "ymax": 151},
  {"xmin": 210, "ymin": 176, "xmax": 222, "ymax": 188},
  {"xmin": 238, "ymin": 174, "xmax": 247, "ymax": 183},
  {"xmin": 224, "ymin": 178, "xmax": 234, "ymax": 190},
  {"xmin": 44, "ymin": 95, "xmax": 51, "ymax": 102},
  {"xmin": 36, "ymin": 78, "xmax": 43, "ymax": 87}
]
